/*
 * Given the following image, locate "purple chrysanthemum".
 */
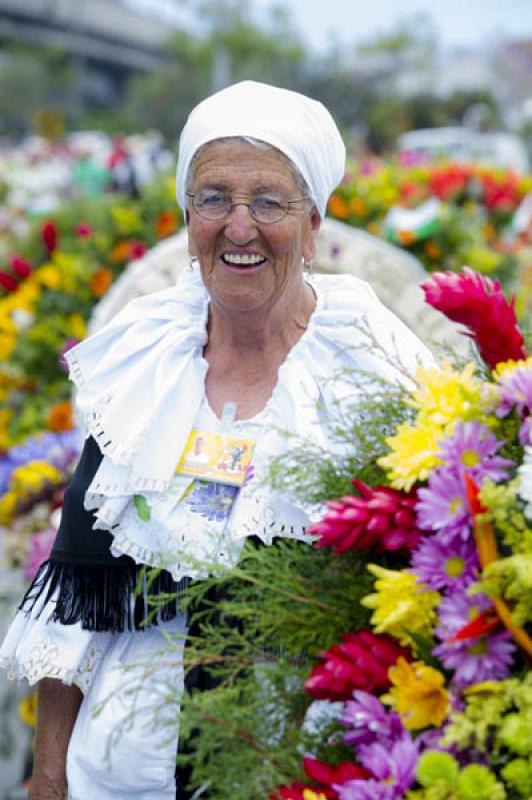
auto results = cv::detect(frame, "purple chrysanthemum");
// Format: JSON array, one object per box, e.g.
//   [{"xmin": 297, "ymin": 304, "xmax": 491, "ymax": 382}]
[
  {"xmin": 436, "ymin": 421, "xmax": 514, "ymax": 483},
  {"xmin": 497, "ymin": 363, "xmax": 532, "ymax": 420},
  {"xmin": 519, "ymin": 415, "xmax": 532, "ymax": 446},
  {"xmin": 335, "ymin": 735, "xmax": 418, "ymax": 800},
  {"xmin": 433, "ymin": 632, "xmax": 515, "ymax": 688},
  {"xmin": 435, "ymin": 590, "xmax": 492, "ymax": 638},
  {"xmin": 416, "ymin": 468, "xmax": 471, "ymax": 541},
  {"xmin": 433, "ymin": 590, "xmax": 515, "ymax": 688},
  {"xmin": 410, "ymin": 532, "xmax": 479, "ymax": 591},
  {"xmin": 340, "ymin": 690, "xmax": 403, "ymax": 748}
]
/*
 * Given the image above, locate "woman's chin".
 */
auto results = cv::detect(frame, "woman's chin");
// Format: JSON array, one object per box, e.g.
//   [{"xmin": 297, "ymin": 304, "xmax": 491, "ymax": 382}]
[{"xmin": 202, "ymin": 264, "xmax": 278, "ymax": 311}]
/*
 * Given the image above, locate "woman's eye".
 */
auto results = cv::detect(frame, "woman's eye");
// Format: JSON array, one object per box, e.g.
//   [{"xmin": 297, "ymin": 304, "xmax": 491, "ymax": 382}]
[
  {"xmin": 254, "ymin": 196, "xmax": 283, "ymax": 210},
  {"xmin": 198, "ymin": 192, "xmax": 226, "ymax": 207}
]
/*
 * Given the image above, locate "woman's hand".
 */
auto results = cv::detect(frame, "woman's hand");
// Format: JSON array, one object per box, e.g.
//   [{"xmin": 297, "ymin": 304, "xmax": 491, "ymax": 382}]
[{"xmin": 29, "ymin": 678, "xmax": 83, "ymax": 800}]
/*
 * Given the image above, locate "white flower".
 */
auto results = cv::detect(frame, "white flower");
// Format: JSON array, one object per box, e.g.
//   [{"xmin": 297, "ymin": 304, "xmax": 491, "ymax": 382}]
[{"xmin": 518, "ymin": 446, "xmax": 532, "ymax": 519}]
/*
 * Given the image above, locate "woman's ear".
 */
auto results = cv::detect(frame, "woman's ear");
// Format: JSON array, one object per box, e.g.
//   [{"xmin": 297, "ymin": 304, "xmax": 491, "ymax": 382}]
[{"xmin": 303, "ymin": 207, "xmax": 321, "ymax": 261}]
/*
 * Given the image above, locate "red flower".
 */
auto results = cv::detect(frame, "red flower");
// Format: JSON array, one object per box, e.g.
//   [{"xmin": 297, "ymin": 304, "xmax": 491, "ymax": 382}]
[
  {"xmin": 129, "ymin": 240, "xmax": 147, "ymax": 259},
  {"xmin": 9, "ymin": 255, "xmax": 32, "ymax": 278},
  {"xmin": 429, "ymin": 164, "xmax": 471, "ymax": 201},
  {"xmin": 41, "ymin": 220, "xmax": 58, "ymax": 254},
  {"xmin": 304, "ymin": 630, "xmax": 410, "ymax": 701},
  {"xmin": 0, "ymin": 270, "xmax": 18, "ymax": 292},
  {"xmin": 304, "ymin": 757, "xmax": 370, "ymax": 791},
  {"xmin": 266, "ymin": 758, "xmax": 371, "ymax": 800},
  {"xmin": 479, "ymin": 171, "xmax": 521, "ymax": 212},
  {"xmin": 76, "ymin": 223, "xmax": 93, "ymax": 238},
  {"xmin": 309, "ymin": 479, "xmax": 422, "ymax": 555},
  {"xmin": 421, "ymin": 267, "xmax": 527, "ymax": 368},
  {"xmin": 268, "ymin": 782, "xmax": 322, "ymax": 800}
]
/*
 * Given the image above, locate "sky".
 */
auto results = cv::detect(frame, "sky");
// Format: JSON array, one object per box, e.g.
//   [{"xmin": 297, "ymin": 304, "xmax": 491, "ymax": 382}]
[
  {"xmin": 128, "ymin": 0, "xmax": 532, "ymax": 52},
  {"xmin": 272, "ymin": 0, "xmax": 532, "ymax": 52}
]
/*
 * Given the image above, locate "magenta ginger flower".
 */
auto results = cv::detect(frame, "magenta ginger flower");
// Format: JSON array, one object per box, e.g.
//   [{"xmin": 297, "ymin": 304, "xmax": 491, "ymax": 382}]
[
  {"xmin": 433, "ymin": 591, "xmax": 515, "ymax": 688},
  {"xmin": 416, "ymin": 469, "xmax": 471, "ymax": 541},
  {"xmin": 309, "ymin": 480, "xmax": 423, "ymax": 555},
  {"xmin": 436, "ymin": 421, "xmax": 514, "ymax": 483},
  {"xmin": 421, "ymin": 268, "xmax": 527, "ymax": 369},
  {"xmin": 340, "ymin": 690, "xmax": 403, "ymax": 748},
  {"xmin": 410, "ymin": 532, "xmax": 479, "ymax": 591},
  {"xmin": 335, "ymin": 735, "xmax": 419, "ymax": 800}
]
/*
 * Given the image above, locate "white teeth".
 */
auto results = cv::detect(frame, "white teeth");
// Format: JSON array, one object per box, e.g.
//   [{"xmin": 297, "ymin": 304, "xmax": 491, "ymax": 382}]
[{"xmin": 222, "ymin": 253, "xmax": 266, "ymax": 265}]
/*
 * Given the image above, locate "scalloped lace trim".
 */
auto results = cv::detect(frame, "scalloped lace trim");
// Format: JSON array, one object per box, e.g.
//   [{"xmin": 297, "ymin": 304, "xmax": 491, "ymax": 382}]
[{"xmin": 0, "ymin": 639, "xmax": 104, "ymax": 694}]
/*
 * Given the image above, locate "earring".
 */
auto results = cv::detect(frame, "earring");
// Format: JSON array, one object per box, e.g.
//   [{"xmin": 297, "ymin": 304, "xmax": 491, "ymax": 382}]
[
  {"xmin": 188, "ymin": 256, "xmax": 199, "ymax": 272},
  {"xmin": 303, "ymin": 258, "xmax": 313, "ymax": 276}
]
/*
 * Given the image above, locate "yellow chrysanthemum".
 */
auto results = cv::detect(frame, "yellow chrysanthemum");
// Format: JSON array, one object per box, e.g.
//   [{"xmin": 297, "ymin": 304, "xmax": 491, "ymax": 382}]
[
  {"xmin": 0, "ymin": 317, "xmax": 16, "ymax": 360},
  {"xmin": 111, "ymin": 206, "xmax": 143, "ymax": 234},
  {"xmin": 68, "ymin": 313, "xmax": 87, "ymax": 340},
  {"xmin": 51, "ymin": 252, "xmax": 83, "ymax": 295},
  {"xmin": 378, "ymin": 420, "xmax": 443, "ymax": 490},
  {"xmin": 10, "ymin": 461, "xmax": 63, "ymax": 497},
  {"xmin": 0, "ymin": 492, "xmax": 17, "ymax": 525},
  {"xmin": 303, "ymin": 792, "xmax": 328, "ymax": 800},
  {"xmin": 18, "ymin": 692, "xmax": 37, "ymax": 727},
  {"xmin": 493, "ymin": 356, "xmax": 532, "ymax": 381},
  {"xmin": 35, "ymin": 264, "xmax": 62, "ymax": 290},
  {"xmin": 361, "ymin": 564, "xmax": 440, "ymax": 648},
  {"xmin": 382, "ymin": 657, "xmax": 450, "ymax": 730},
  {"xmin": 0, "ymin": 278, "xmax": 40, "ymax": 316},
  {"xmin": 412, "ymin": 362, "xmax": 492, "ymax": 428}
]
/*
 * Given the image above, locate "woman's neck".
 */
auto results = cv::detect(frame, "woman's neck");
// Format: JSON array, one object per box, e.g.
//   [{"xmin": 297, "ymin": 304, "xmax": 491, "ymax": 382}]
[{"xmin": 204, "ymin": 279, "xmax": 316, "ymax": 361}]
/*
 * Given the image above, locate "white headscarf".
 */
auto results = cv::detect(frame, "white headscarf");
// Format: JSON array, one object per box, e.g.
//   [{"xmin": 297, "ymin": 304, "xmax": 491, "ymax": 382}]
[{"xmin": 175, "ymin": 80, "xmax": 346, "ymax": 219}]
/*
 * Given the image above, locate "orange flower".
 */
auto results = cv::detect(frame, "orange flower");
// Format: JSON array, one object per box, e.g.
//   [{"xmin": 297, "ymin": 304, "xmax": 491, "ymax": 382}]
[
  {"xmin": 327, "ymin": 195, "xmax": 349, "ymax": 220},
  {"xmin": 155, "ymin": 210, "xmax": 178, "ymax": 238},
  {"xmin": 398, "ymin": 230, "xmax": 416, "ymax": 246},
  {"xmin": 482, "ymin": 223, "xmax": 497, "ymax": 243},
  {"xmin": 424, "ymin": 239, "xmax": 442, "ymax": 260},
  {"xmin": 48, "ymin": 401, "xmax": 73, "ymax": 432},
  {"xmin": 90, "ymin": 268, "xmax": 113, "ymax": 297},
  {"xmin": 349, "ymin": 196, "xmax": 367, "ymax": 217},
  {"xmin": 110, "ymin": 240, "xmax": 132, "ymax": 263}
]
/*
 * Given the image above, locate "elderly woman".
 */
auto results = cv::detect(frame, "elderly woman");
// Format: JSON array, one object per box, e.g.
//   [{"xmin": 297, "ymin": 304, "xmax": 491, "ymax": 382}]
[{"xmin": 0, "ymin": 81, "xmax": 431, "ymax": 800}]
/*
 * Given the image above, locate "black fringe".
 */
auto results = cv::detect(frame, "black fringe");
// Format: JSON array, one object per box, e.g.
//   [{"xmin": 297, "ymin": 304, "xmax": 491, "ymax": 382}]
[{"xmin": 19, "ymin": 559, "xmax": 188, "ymax": 633}]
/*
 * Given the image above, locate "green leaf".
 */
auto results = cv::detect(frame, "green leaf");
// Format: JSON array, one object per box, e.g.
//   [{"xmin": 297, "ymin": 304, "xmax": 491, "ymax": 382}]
[{"xmin": 133, "ymin": 494, "xmax": 152, "ymax": 522}]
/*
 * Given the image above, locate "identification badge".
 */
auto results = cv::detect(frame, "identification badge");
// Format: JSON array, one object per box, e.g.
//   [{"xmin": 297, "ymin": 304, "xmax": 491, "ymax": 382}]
[{"xmin": 176, "ymin": 428, "xmax": 255, "ymax": 486}]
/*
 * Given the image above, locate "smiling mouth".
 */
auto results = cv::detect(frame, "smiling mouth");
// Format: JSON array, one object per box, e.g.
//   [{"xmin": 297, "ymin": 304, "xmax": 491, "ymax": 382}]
[{"xmin": 221, "ymin": 253, "xmax": 267, "ymax": 267}]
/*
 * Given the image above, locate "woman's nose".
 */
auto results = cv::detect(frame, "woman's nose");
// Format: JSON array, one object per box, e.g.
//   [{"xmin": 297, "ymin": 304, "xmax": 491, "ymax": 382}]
[{"xmin": 224, "ymin": 202, "xmax": 258, "ymax": 242}]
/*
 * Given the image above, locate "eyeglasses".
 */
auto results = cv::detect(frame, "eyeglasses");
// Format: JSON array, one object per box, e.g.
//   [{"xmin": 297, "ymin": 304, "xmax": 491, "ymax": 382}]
[{"xmin": 186, "ymin": 190, "xmax": 310, "ymax": 224}]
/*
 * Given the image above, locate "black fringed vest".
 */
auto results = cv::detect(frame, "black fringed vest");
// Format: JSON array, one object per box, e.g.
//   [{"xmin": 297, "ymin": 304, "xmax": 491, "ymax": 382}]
[{"xmin": 18, "ymin": 436, "xmax": 187, "ymax": 632}]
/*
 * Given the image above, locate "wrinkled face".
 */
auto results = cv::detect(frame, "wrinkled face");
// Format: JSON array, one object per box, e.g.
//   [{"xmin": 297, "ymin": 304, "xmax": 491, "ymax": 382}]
[{"xmin": 187, "ymin": 139, "xmax": 320, "ymax": 313}]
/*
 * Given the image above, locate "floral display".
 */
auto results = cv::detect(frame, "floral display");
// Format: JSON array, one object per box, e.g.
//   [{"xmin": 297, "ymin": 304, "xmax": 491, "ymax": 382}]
[
  {"xmin": 167, "ymin": 266, "xmax": 532, "ymax": 800},
  {"xmin": 327, "ymin": 161, "xmax": 532, "ymax": 319},
  {"xmin": 0, "ymin": 170, "xmax": 181, "ymax": 585},
  {"xmin": 258, "ymin": 267, "xmax": 532, "ymax": 800}
]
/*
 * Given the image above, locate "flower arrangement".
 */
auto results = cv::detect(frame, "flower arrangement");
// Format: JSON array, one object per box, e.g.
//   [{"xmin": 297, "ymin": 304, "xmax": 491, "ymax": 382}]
[
  {"xmin": 328, "ymin": 161, "xmax": 532, "ymax": 292},
  {"xmin": 171, "ymin": 267, "xmax": 532, "ymax": 800},
  {"xmin": 267, "ymin": 269, "xmax": 532, "ymax": 800},
  {"xmin": 0, "ymin": 177, "xmax": 182, "ymax": 449}
]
